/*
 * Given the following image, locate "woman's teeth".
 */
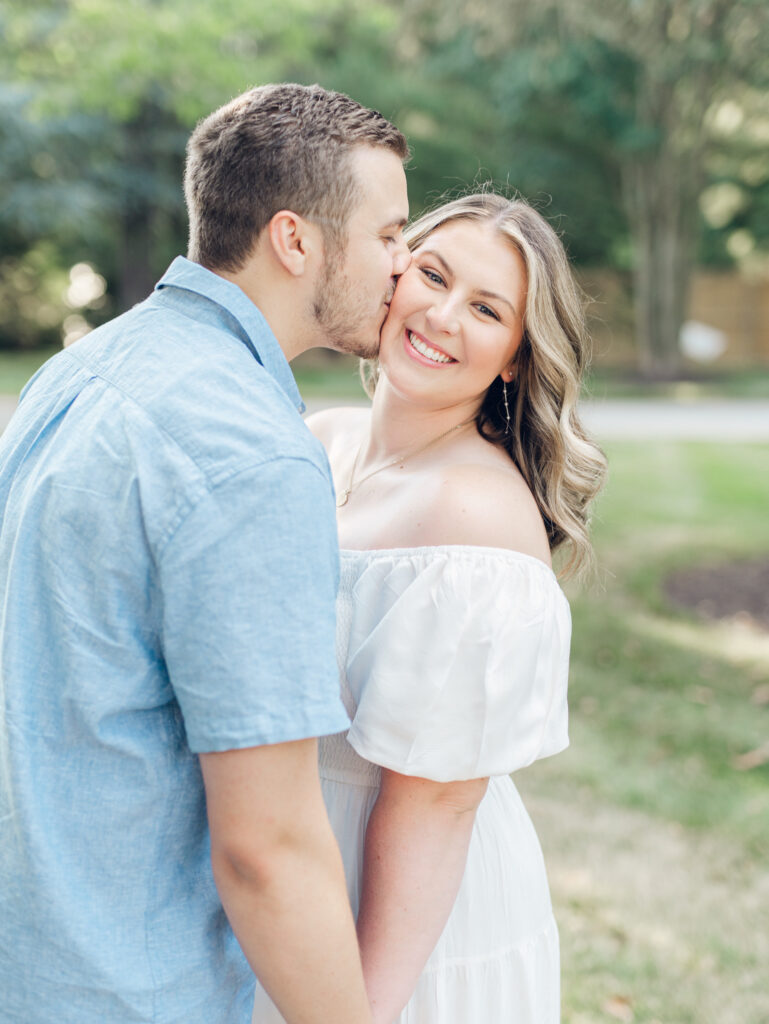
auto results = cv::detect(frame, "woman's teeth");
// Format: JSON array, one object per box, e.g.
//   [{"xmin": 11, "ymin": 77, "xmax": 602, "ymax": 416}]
[{"xmin": 407, "ymin": 331, "xmax": 453, "ymax": 364}]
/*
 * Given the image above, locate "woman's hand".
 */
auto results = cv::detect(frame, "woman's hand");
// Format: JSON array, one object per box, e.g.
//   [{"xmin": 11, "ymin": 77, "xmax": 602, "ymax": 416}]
[{"xmin": 356, "ymin": 768, "xmax": 489, "ymax": 1024}]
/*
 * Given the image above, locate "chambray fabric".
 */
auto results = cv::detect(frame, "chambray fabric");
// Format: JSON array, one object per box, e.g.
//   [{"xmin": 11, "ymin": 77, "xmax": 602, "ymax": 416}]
[{"xmin": 0, "ymin": 257, "xmax": 350, "ymax": 1023}]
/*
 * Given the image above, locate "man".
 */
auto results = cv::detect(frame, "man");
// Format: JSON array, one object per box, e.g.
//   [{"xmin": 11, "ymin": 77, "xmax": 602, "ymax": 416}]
[{"xmin": 0, "ymin": 83, "xmax": 410, "ymax": 1023}]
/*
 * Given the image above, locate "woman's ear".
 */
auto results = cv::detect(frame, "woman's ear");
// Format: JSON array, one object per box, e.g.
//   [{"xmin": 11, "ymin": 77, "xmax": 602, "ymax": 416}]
[
  {"xmin": 500, "ymin": 360, "xmax": 518, "ymax": 384},
  {"xmin": 266, "ymin": 210, "xmax": 322, "ymax": 277}
]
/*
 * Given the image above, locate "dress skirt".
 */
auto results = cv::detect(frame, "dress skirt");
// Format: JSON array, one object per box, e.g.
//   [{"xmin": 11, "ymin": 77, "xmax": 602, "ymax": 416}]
[{"xmin": 252, "ymin": 757, "xmax": 560, "ymax": 1023}]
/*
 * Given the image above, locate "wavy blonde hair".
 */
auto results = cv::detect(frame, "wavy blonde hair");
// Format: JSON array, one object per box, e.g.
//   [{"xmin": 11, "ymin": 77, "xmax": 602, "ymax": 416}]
[{"xmin": 364, "ymin": 192, "xmax": 607, "ymax": 577}]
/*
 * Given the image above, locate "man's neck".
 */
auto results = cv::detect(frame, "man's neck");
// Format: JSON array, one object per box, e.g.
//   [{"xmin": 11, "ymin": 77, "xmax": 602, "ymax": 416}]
[{"xmin": 214, "ymin": 262, "xmax": 311, "ymax": 363}]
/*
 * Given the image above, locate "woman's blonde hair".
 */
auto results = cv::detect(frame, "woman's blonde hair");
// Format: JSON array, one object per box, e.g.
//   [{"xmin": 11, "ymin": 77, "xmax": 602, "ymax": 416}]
[{"xmin": 363, "ymin": 191, "xmax": 607, "ymax": 577}]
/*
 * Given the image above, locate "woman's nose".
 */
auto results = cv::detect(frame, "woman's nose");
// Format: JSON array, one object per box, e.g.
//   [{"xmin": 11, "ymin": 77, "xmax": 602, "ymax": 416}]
[{"xmin": 426, "ymin": 298, "xmax": 459, "ymax": 334}]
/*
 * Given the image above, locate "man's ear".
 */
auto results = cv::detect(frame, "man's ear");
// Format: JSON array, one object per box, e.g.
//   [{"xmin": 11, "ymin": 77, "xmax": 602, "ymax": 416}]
[{"xmin": 266, "ymin": 210, "xmax": 322, "ymax": 277}]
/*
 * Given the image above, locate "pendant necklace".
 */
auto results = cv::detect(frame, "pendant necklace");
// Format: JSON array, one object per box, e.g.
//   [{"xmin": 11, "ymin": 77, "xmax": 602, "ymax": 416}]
[{"xmin": 336, "ymin": 414, "xmax": 477, "ymax": 509}]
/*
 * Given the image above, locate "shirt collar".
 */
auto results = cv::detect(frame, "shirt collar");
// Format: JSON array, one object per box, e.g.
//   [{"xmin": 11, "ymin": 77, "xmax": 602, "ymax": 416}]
[{"xmin": 155, "ymin": 256, "xmax": 304, "ymax": 413}]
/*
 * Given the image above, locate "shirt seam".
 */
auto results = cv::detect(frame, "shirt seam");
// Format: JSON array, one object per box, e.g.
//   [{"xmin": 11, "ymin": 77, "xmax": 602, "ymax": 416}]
[
  {"xmin": 156, "ymin": 455, "xmax": 334, "ymax": 562},
  {"xmin": 61, "ymin": 350, "xmax": 318, "ymax": 492},
  {"xmin": 58, "ymin": 350, "xmax": 330, "ymax": 556}
]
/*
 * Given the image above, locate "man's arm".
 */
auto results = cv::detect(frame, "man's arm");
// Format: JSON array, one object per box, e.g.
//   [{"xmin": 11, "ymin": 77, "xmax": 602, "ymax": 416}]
[
  {"xmin": 200, "ymin": 739, "xmax": 372, "ymax": 1024},
  {"xmin": 355, "ymin": 769, "xmax": 489, "ymax": 1024}
]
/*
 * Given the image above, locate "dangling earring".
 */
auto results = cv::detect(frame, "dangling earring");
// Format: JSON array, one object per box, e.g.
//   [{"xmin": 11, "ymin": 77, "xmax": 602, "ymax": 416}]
[{"xmin": 502, "ymin": 380, "xmax": 511, "ymax": 434}]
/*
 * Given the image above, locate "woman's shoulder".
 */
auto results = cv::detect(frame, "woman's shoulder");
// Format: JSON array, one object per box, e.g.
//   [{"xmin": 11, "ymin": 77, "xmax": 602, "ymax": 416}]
[
  {"xmin": 304, "ymin": 404, "xmax": 370, "ymax": 452},
  {"xmin": 413, "ymin": 458, "xmax": 552, "ymax": 566}
]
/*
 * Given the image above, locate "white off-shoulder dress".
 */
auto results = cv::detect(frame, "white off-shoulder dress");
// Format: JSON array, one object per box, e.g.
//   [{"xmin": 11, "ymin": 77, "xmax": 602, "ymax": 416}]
[{"xmin": 252, "ymin": 546, "xmax": 571, "ymax": 1024}]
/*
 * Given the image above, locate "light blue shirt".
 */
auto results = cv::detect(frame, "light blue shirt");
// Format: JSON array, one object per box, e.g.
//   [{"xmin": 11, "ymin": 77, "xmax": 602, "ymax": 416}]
[{"xmin": 0, "ymin": 257, "xmax": 350, "ymax": 1022}]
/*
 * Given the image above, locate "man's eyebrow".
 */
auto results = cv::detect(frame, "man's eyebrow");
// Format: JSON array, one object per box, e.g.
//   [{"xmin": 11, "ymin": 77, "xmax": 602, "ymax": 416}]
[
  {"xmin": 418, "ymin": 248, "xmax": 518, "ymax": 316},
  {"xmin": 380, "ymin": 216, "xmax": 408, "ymax": 230}
]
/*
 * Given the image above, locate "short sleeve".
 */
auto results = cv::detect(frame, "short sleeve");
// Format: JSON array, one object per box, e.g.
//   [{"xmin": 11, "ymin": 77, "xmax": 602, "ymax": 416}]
[
  {"xmin": 343, "ymin": 551, "xmax": 571, "ymax": 782},
  {"xmin": 159, "ymin": 457, "xmax": 350, "ymax": 752}
]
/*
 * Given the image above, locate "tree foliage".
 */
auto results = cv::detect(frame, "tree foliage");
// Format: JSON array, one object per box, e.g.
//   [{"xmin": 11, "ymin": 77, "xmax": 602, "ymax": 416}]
[
  {"xmin": 1, "ymin": 0, "xmax": 768, "ymax": 369},
  {"xmin": 396, "ymin": 0, "xmax": 769, "ymax": 373}
]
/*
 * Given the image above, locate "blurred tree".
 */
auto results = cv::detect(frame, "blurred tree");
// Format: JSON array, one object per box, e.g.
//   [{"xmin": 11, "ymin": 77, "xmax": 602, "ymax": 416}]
[
  {"xmin": 2, "ymin": 0, "xmax": 768, "ymax": 366},
  {"xmin": 402, "ymin": 0, "xmax": 769, "ymax": 376},
  {"xmin": 0, "ymin": 70, "xmax": 115, "ymax": 346},
  {"xmin": 1, "ymin": 0, "xmax": 409, "ymax": 315},
  {"xmin": 699, "ymin": 86, "xmax": 769, "ymax": 273}
]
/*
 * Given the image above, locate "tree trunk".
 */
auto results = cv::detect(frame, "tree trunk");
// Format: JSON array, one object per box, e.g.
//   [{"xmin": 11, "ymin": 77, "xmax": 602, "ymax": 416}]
[
  {"xmin": 119, "ymin": 202, "xmax": 156, "ymax": 312},
  {"xmin": 620, "ymin": 45, "xmax": 704, "ymax": 381},
  {"xmin": 623, "ymin": 153, "xmax": 696, "ymax": 378},
  {"xmin": 118, "ymin": 107, "xmax": 159, "ymax": 312}
]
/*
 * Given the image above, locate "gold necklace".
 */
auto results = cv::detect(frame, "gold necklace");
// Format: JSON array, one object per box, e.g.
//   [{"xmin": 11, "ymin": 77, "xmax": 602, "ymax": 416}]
[{"xmin": 336, "ymin": 414, "xmax": 477, "ymax": 508}]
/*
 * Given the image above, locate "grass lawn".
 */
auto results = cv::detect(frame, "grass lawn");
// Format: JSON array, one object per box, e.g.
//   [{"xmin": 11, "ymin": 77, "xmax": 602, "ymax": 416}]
[
  {"xmin": 2, "ymin": 346, "xmax": 769, "ymax": 400},
  {"xmin": 584, "ymin": 366, "xmax": 769, "ymax": 401},
  {"xmin": 520, "ymin": 442, "xmax": 769, "ymax": 1024},
  {"xmin": 290, "ymin": 361, "xmax": 769, "ymax": 401},
  {"xmin": 0, "ymin": 347, "xmax": 61, "ymax": 395},
  {"xmin": 0, "ymin": 347, "xmax": 372, "ymax": 399}
]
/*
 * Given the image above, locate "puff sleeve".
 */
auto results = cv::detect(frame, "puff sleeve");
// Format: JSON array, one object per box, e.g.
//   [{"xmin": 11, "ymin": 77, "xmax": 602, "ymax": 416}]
[{"xmin": 342, "ymin": 550, "xmax": 571, "ymax": 783}]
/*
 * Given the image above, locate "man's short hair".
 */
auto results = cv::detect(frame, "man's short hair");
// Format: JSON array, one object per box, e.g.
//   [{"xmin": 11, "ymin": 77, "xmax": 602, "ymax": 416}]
[{"xmin": 184, "ymin": 83, "xmax": 409, "ymax": 271}]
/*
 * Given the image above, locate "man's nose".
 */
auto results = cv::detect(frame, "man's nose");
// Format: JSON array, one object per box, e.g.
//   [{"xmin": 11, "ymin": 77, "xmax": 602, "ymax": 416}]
[{"xmin": 392, "ymin": 242, "xmax": 411, "ymax": 278}]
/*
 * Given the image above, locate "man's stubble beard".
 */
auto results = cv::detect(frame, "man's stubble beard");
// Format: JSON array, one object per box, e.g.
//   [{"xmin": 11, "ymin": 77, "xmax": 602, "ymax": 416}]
[{"xmin": 311, "ymin": 254, "xmax": 384, "ymax": 361}]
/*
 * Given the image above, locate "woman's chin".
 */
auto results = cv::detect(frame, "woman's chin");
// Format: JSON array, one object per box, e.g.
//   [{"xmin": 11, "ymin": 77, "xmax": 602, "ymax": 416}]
[{"xmin": 375, "ymin": 363, "xmax": 452, "ymax": 410}]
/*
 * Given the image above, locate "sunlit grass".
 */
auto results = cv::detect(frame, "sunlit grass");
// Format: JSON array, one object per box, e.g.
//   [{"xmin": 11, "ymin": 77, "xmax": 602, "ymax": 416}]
[
  {"xmin": 585, "ymin": 366, "xmax": 769, "ymax": 400},
  {"xmin": 520, "ymin": 441, "xmax": 769, "ymax": 1023},
  {"xmin": 0, "ymin": 346, "xmax": 371, "ymax": 399},
  {"xmin": 3, "ymin": 346, "xmax": 769, "ymax": 400}
]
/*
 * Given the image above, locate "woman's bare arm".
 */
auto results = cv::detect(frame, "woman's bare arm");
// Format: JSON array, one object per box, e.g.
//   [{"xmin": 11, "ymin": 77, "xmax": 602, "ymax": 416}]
[{"xmin": 356, "ymin": 769, "xmax": 489, "ymax": 1024}]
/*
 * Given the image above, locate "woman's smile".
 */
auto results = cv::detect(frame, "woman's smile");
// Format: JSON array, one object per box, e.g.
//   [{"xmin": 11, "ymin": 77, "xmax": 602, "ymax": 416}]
[{"xmin": 404, "ymin": 329, "xmax": 457, "ymax": 366}]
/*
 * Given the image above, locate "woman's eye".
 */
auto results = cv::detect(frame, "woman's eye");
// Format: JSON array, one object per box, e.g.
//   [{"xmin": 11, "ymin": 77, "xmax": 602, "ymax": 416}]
[
  {"xmin": 476, "ymin": 303, "xmax": 500, "ymax": 321},
  {"xmin": 420, "ymin": 268, "xmax": 444, "ymax": 285}
]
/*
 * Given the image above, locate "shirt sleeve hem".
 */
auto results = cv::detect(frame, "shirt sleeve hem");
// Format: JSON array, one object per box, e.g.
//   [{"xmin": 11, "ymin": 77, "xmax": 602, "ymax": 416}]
[{"xmin": 188, "ymin": 708, "xmax": 352, "ymax": 754}]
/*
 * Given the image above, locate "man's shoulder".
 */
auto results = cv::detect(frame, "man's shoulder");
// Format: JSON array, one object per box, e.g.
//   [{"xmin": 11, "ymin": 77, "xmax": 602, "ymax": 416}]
[
  {"xmin": 7, "ymin": 324, "xmax": 334, "ymax": 574},
  {"xmin": 65, "ymin": 302, "xmax": 325, "ymax": 487}
]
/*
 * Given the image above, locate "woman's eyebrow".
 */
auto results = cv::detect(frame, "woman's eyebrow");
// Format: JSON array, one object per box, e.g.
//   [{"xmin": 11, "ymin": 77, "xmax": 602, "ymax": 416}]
[
  {"xmin": 420, "ymin": 248, "xmax": 517, "ymax": 316},
  {"xmin": 419, "ymin": 249, "xmax": 452, "ymax": 276},
  {"xmin": 477, "ymin": 288, "xmax": 517, "ymax": 316}
]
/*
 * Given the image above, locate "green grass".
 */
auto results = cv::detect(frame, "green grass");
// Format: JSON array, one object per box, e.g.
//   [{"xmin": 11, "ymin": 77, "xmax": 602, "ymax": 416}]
[
  {"xmin": 0, "ymin": 346, "xmax": 372, "ymax": 400},
  {"xmin": 519, "ymin": 441, "xmax": 769, "ymax": 1023},
  {"xmin": 3, "ymin": 346, "xmax": 769, "ymax": 400},
  {"xmin": 293, "ymin": 357, "xmax": 371, "ymax": 400},
  {"xmin": 0, "ymin": 347, "xmax": 60, "ymax": 394},
  {"xmin": 584, "ymin": 366, "xmax": 769, "ymax": 400},
  {"xmin": 293, "ymin": 361, "xmax": 769, "ymax": 402}
]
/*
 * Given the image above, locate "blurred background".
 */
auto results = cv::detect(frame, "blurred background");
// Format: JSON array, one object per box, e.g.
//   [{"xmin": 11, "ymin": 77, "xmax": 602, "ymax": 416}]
[{"xmin": 1, "ymin": 1, "xmax": 767, "ymax": 1021}]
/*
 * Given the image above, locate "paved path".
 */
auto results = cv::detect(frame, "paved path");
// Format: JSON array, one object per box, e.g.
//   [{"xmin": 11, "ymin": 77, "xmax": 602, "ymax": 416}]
[
  {"xmin": 2, "ymin": 394, "xmax": 769, "ymax": 441},
  {"xmin": 579, "ymin": 398, "xmax": 769, "ymax": 442},
  {"xmin": 305, "ymin": 398, "xmax": 769, "ymax": 442},
  {"xmin": 1, "ymin": 395, "xmax": 17, "ymax": 435}
]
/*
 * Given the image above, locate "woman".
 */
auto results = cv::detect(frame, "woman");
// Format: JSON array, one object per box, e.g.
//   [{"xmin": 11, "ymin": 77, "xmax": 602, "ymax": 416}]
[{"xmin": 252, "ymin": 193, "xmax": 606, "ymax": 1023}]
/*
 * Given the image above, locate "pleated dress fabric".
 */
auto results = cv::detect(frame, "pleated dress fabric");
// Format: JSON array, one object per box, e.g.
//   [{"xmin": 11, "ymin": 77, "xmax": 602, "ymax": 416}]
[{"xmin": 252, "ymin": 546, "xmax": 572, "ymax": 1024}]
